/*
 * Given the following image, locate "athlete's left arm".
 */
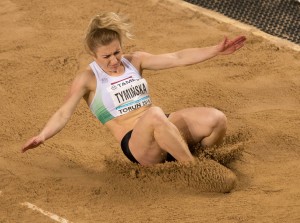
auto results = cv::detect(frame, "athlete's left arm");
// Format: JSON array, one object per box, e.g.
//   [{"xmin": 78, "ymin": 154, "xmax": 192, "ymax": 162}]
[{"xmin": 139, "ymin": 35, "xmax": 246, "ymax": 71}]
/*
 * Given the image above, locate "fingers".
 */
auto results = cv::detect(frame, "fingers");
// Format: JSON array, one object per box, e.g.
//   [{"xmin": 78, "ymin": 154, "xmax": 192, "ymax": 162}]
[
  {"xmin": 21, "ymin": 147, "xmax": 30, "ymax": 153},
  {"xmin": 21, "ymin": 139, "xmax": 34, "ymax": 153},
  {"xmin": 216, "ymin": 36, "xmax": 229, "ymax": 52},
  {"xmin": 229, "ymin": 36, "xmax": 245, "ymax": 45},
  {"xmin": 222, "ymin": 36, "xmax": 228, "ymax": 43},
  {"xmin": 21, "ymin": 143, "xmax": 36, "ymax": 153},
  {"xmin": 21, "ymin": 137, "xmax": 42, "ymax": 153},
  {"xmin": 225, "ymin": 35, "xmax": 246, "ymax": 52},
  {"xmin": 232, "ymin": 35, "xmax": 247, "ymax": 46},
  {"xmin": 234, "ymin": 37, "xmax": 246, "ymax": 51}
]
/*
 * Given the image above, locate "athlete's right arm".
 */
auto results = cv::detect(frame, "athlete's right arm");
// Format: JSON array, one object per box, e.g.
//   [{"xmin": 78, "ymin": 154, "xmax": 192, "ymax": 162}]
[{"xmin": 21, "ymin": 71, "xmax": 91, "ymax": 153}]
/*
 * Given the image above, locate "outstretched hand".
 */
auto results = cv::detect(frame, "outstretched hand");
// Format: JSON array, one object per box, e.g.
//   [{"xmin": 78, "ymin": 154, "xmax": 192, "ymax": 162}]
[
  {"xmin": 21, "ymin": 135, "xmax": 45, "ymax": 153},
  {"xmin": 217, "ymin": 35, "xmax": 246, "ymax": 55}
]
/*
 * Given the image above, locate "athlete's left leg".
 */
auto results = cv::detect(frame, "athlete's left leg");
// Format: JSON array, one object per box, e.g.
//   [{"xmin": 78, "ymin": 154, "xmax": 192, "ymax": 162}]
[{"xmin": 168, "ymin": 107, "xmax": 227, "ymax": 147}]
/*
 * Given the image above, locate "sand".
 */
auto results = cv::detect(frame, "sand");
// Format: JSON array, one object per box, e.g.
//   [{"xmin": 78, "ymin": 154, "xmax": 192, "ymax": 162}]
[{"xmin": 1, "ymin": 0, "xmax": 300, "ymax": 222}]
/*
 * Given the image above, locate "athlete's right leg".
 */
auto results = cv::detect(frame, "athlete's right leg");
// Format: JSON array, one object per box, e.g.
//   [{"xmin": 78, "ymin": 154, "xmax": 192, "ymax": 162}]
[{"xmin": 128, "ymin": 106, "xmax": 194, "ymax": 166}]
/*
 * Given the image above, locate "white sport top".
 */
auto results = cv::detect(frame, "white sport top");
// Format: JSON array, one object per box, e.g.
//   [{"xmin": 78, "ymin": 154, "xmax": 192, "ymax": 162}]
[{"xmin": 89, "ymin": 57, "xmax": 152, "ymax": 124}]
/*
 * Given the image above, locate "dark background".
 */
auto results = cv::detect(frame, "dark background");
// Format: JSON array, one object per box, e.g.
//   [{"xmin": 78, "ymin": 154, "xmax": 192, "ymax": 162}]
[{"xmin": 185, "ymin": 0, "xmax": 300, "ymax": 44}]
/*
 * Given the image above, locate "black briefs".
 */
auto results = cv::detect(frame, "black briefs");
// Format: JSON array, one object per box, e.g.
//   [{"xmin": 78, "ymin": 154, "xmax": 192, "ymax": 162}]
[{"xmin": 120, "ymin": 114, "xmax": 176, "ymax": 164}]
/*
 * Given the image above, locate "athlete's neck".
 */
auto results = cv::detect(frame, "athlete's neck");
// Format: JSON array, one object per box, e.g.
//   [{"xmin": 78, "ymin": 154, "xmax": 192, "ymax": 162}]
[{"xmin": 104, "ymin": 63, "xmax": 125, "ymax": 77}]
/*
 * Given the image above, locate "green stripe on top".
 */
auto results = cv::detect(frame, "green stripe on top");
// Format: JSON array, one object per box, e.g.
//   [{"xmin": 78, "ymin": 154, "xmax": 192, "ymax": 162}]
[{"xmin": 90, "ymin": 98, "xmax": 114, "ymax": 124}]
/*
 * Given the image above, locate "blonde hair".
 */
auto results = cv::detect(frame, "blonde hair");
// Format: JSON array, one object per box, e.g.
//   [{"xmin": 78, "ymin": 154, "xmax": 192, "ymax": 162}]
[{"xmin": 84, "ymin": 12, "xmax": 133, "ymax": 56}]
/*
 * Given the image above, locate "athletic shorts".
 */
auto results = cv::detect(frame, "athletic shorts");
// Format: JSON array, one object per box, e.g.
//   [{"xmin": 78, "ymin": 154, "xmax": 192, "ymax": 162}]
[{"xmin": 120, "ymin": 114, "xmax": 176, "ymax": 164}]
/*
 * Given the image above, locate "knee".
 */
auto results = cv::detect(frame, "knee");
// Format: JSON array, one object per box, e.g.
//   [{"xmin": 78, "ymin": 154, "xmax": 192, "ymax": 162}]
[
  {"xmin": 146, "ymin": 106, "xmax": 168, "ymax": 126},
  {"xmin": 211, "ymin": 109, "xmax": 227, "ymax": 131}
]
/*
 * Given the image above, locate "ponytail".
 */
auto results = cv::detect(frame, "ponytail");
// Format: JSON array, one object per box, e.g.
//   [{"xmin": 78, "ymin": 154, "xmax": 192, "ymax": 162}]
[{"xmin": 84, "ymin": 12, "xmax": 133, "ymax": 56}]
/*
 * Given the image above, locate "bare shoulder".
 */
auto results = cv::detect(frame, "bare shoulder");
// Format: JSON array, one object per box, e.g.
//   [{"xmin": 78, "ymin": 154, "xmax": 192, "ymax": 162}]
[
  {"xmin": 62, "ymin": 67, "xmax": 96, "ymax": 103},
  {"xmin": 123, "ymin": 52, "xmax": 151, "ymax": 72},
  {"xmin": 73, "ymin": 67, "xmax": 96, "ymax": 90}
]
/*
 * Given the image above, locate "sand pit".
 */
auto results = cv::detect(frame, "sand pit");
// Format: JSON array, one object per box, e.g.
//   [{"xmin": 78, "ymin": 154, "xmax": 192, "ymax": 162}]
[{"xmin": 1, "ymin": 0, "xmax": 300, "ymax": 222}]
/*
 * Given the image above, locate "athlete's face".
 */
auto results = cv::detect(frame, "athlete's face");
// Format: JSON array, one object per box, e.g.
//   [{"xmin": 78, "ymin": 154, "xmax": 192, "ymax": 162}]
[{"xmin": 94, "ymin": 39, "xmax": 123, "ymax": 75}]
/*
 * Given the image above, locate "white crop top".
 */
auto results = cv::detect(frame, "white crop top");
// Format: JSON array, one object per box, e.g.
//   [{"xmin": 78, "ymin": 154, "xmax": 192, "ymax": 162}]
[{"xmin": 89, "ymin": 57, "xmax": 152, "ymax": 124}]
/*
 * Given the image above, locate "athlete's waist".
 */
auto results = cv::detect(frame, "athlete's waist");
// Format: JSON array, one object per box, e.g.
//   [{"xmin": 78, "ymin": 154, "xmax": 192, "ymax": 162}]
[{"xmin": 104, "ymin": 105, "xmax": 152, "ymax": 142}]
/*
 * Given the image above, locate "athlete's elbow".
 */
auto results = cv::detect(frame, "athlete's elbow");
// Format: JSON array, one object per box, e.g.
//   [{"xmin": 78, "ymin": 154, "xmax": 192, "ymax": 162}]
[{"xmin": 175, "ymin": 55, "xmax": 194, "ymax": 67}]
